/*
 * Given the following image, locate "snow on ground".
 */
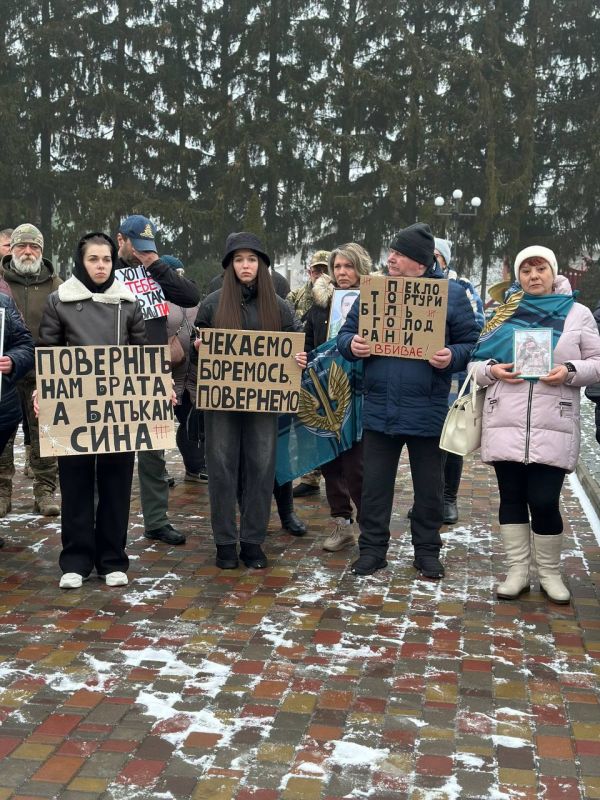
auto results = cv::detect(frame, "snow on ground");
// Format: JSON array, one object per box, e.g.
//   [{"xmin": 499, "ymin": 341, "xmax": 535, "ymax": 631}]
[
  {"xmin": 568, "ymin": 472, "xmax": 600, "ymax": 545},
  {"xmin": 2, "ymin": 433, "xmax": 598, "ymax": 797},
  {"xmin": 412, "ymin": 775, "xmax": 463, "ymax": 800},
  {"xmin": 107, "ymin": 788, "xmax": 175, "ymax": 800},
  {"xmin": 328, "ymin": 740, "xmax": 389, "ymax": 766}
]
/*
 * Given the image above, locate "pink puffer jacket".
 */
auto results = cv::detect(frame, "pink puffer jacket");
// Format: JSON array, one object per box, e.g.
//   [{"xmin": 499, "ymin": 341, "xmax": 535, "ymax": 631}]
[{"xmin": 471, "ymin": 278, "xmax": 600, "ymax": 472}]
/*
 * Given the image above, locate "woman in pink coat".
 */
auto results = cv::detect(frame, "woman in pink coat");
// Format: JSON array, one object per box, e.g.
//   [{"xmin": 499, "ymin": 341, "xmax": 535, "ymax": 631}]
[{"xmin": 471, "ymin": 245, "xmax": 600, "ymax": 604}]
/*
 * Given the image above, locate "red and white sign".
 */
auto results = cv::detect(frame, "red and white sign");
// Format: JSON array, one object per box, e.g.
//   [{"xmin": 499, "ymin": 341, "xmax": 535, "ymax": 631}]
[{"xmin": 115, "ymin": 264, "xmax": 168, "ymax": 320}]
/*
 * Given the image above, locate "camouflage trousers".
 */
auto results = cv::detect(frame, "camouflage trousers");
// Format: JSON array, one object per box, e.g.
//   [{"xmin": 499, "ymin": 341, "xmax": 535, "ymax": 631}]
[{"xmin": 0, "ymin": 372, "xmax": 57, "ymax": 501}]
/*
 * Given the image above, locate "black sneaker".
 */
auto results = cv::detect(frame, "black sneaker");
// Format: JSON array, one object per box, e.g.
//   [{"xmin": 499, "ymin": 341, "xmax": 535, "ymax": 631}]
[
  {"xmin": 413, "ymin": 554, "xmax": 445, "ymax": 579},
  {"xmin": 351, "ymin": 554, "xmax": 388, "ymax": 576},
  {"xmin": 144, "ymin": 524, "xmax": 186, "ymax": 545}
]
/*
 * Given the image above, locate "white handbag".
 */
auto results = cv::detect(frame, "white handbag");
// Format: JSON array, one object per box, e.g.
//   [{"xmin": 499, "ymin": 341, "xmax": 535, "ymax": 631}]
[{"xmin": 439, "ymin": 364, "xmax": 486, "ymax": 456}]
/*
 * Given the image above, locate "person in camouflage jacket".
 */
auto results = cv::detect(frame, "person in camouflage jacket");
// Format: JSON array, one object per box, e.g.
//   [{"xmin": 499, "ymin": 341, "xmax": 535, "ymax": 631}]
[{"xmin": 0, "ymin": 224, "xmax": 62, "ymax": 517}]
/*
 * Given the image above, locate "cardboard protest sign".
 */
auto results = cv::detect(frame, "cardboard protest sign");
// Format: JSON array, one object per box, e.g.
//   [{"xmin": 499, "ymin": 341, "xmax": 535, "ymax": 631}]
[
  {"xmin": 197, "ymin": 329, "xmax": 304, "ymax": 413},
  {"xmin": 36, "ymin": 345, "xmax": 176, "ymax": 456},
  {"xmin": 114, "ymin": 264, "xmax": 168, "ymax": 320},
  {"xmin": 358, "ymin": 274, "xmax": 448, "ymax": 359}
]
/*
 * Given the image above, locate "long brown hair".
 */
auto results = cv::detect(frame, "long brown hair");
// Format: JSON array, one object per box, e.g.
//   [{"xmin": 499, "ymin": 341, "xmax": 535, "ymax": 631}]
[{"xmin": 214, "ymin": 258, "xmax": 282, "ymax": 331}]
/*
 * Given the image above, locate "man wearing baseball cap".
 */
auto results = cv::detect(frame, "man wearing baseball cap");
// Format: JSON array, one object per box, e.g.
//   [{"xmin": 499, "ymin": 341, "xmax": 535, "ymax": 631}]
[
  {"xmin": 117, "ymin": 215, "xmax": 200, "ymax": 546},
  {"xmin": 0, "ymin": 223, "xmax": 62, "ymax": 517},
  {"xmin": 337, "ymin": 222, "xmax": 480, "ymax": 579}
]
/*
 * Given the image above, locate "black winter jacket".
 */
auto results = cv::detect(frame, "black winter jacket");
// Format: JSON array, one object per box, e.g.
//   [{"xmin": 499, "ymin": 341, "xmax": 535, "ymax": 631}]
[
  {"xmin": 195, "ymin": 283, "xmax": 295, "ymax": 333},
  {"xmin": 337, "ymin": 263, "xmax": 480, "ymax": 437},
  {"xmin": 0, "ymin": 294, "xmax": 35, "ymax": 430},
  {"xmin": 117, "ymin": 257, "xmax": 199, "ymax": 345}
]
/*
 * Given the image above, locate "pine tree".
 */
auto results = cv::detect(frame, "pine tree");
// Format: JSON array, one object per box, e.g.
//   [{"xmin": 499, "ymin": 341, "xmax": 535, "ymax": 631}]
[
  {"xmin": 199, "ymin": 0, "xmax": 254, "ymax": 256},
  {"xmin": 441, "ymin": 1, "xmax": 541, "ymax": 296},
  {"xmin": 0, "ymin": 2, "xmax": 36, "ymax": 229},
  {"xmin": 58, "ymin": 0, "xmax": 161, "ymax": 245},
  {"xmin": 243, "ymin": 192, "xmax": 266, "ymax": 238},
  {"xmin": 154, "ymin": 0, "xmax": 209, "ymax": 262},
  {"xmin": 542, "ymin": 0, "xmax": 600, "ymax": 263}
]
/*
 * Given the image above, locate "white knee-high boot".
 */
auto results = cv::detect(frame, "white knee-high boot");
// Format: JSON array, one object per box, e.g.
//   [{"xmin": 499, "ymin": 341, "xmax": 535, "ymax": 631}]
[
  {"xmin": 496, "ymin": 523, "xmax": 531, "ymax": 599},
  {"xmin": 532, "ymin": 533, "xmax": 570, "ymax": 604}
]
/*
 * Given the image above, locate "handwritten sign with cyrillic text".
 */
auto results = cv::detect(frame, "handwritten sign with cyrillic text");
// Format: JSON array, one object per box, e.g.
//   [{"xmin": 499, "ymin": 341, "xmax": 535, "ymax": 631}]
[
  {"xmin": 115, "ymin": 264, "xmax": 168, "ymax": 320},
  {"xmin": 359, "ymin": 274, "xmax": 448, "ymax": 358},
  {"xmin": 36, "ymin": 345, "xmax": 176, "ymax": 456},
  {"xmin": 196, "ymin": 329, "xmax": 304, "ymax": 412}
]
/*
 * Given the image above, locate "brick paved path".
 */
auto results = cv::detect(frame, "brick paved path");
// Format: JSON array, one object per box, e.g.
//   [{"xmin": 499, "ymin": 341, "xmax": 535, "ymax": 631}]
[{"xmin": 0, "ymin": 438, "xmax": 599, "ymax": 800}]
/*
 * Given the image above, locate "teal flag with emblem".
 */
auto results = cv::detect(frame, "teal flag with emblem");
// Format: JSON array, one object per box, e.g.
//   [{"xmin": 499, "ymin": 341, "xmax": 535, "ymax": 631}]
[{"xmin": 275, "ymin": 340, "xmax": 363, "ymax": 485}]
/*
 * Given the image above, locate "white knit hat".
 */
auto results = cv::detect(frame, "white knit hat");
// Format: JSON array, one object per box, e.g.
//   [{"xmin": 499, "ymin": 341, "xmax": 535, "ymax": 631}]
[
  {"xmin": 514, "ymin": 246, "xmax": 558, "ymax": 278},
  {"xmin": 434, "ymin": 237, "xmax": 452, "ymax": 267}
]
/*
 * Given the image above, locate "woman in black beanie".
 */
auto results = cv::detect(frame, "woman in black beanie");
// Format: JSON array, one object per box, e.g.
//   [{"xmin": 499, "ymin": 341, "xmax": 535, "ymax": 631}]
[
  {"xmin": 37, "ymin": 233, "xmax": 147, "ymax": 589},
  {"xmin": 194, "ymin": 232, "xmax": 303, "ymax": 569}
]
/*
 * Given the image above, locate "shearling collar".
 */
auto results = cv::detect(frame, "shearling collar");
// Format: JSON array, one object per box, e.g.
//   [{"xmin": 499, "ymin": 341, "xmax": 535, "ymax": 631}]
[
  {"xmin": 57, "ymin": 276, "xmax": 136, "ymax": 304},
  {"xmin": 311, "ymin": 274, "xmax": 334, "ymax": 308}
]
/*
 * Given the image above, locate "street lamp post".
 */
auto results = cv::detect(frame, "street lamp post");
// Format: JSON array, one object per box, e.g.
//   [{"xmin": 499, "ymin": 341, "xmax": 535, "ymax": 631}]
[{"xmin": 433, "ymin": 189, "xmax": 481, "ymax": 272}]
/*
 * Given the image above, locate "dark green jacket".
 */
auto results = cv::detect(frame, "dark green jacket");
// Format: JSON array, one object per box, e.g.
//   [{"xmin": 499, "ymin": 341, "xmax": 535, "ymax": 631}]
[{"xmin": 1, "ymin": 254, "xmax": 62, "ymax": 343}]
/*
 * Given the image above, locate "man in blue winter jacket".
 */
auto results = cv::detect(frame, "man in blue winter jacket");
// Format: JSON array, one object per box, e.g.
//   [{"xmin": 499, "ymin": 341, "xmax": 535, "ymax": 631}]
[{"xmin": 337, "ymin": 223, "xmax": 480, "ymax": 578}]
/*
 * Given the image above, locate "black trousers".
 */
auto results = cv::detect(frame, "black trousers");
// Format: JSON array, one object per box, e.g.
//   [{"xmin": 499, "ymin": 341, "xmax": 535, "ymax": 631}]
[
  {"xmin": 320, "ymin": 439, "xmax": 363, "ymax": 521},
  {"xmin": 0, "ymin": 425, "xmax": 18, "ymax": 457},
  {"xmin": 358, "ymin": 429, "xmax": 443, "ymax": 557},
  {"xmin": 204, "ymin": 410, "xmax": 277, "ymax": 546},
  {"xmin": 174, "ymin": 390, "xmax": 205, "ymax": 474},
  {"xmin": 492, "ymin": 461, "xmax": 566, "ymax": 534},
  {"xmin": 58, "ymin": 452, "xmax": 135, "ymax": 576}
]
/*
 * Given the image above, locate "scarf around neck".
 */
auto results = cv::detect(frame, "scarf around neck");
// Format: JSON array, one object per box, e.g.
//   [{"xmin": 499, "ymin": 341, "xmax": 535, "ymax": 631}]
[{"xmin": 471, "ymin": 290, "xmax": 575, "ymax": 364}]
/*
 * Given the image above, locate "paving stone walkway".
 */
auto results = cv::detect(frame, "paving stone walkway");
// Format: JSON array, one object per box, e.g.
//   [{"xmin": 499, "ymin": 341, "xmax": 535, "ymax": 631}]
[{"xmin": 0, "ymin": 429, "xmax": 599, "ymax": 800}]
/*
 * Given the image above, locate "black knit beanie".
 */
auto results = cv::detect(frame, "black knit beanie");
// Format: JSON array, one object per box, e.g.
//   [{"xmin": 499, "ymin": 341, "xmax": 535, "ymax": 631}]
[
  {"xmin": 389, "ymin": 223, "xmax": 435, "ymax": 268},
  {"xmin": 222, "ymin": 232, "xmax": 271, "ymax": 268}
]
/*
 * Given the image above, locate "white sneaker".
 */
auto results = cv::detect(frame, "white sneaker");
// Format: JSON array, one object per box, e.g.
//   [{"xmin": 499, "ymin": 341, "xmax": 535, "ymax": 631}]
[
  {"xmin": 59, "ymin": 572, "xmax": 83, "ymax": 589},
  {"xmin": 101, "ymin": 571, "xmax": 128, "ymax": 587},
  {"xmin": 323, "ymin": 518, "xmax": 356, "ymax": 552}
]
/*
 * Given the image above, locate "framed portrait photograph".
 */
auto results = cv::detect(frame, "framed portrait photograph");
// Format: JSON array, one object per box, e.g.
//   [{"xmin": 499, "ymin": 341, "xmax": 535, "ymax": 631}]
[
  {"xmin": 327, "ymin": 288, "xmax": 360, "ymax": 340},
  {"xmin": 513, "ymin": 328, "xmax": 553, "ymax": 378}
]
